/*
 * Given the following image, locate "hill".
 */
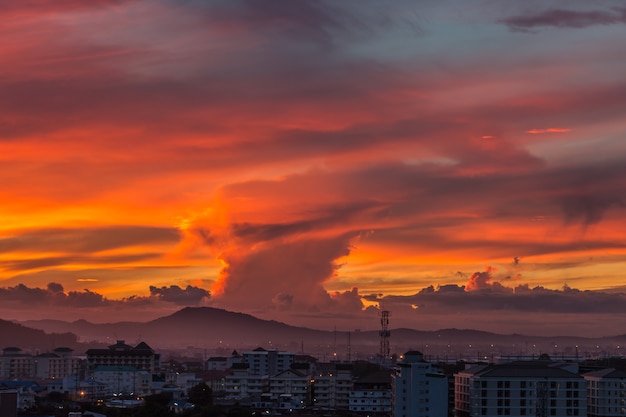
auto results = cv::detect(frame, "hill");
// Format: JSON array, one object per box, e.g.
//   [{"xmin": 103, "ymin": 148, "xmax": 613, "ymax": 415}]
[
  {"xmin": 20, "ymin": 307, "xmax": 626, "ymax": 357},
  {"xmin": 0, "ymin": 318, "xmax": 80, "ymax": 351}
]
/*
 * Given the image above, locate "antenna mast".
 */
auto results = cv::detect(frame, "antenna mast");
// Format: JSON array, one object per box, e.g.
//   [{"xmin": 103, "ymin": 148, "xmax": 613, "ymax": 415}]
[{"xmin": 379, "ymin": 310, "xmax": 391, "ymax": 359}]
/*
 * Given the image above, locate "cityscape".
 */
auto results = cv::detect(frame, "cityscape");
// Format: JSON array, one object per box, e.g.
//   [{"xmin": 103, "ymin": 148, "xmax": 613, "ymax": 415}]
[
  {"xmin": 3, "ymin": 0, "xmax": 626, "ymax": 416},
  {"xmin": 1, "ymin": 307, "xmax": 626, "ymax": 416}
]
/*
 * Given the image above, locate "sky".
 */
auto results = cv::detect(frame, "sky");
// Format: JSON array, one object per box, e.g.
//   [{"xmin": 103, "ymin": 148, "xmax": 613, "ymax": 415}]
[{"xmin": 1, "ymin": 0, "xmax": 626, "ymax": 337}]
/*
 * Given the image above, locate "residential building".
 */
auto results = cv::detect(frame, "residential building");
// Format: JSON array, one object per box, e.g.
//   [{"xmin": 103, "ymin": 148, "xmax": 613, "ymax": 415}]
[
  {"xmin": 311, "ymin": 363, "xmax": 353, "ymax": 410},
  {"xmin": 454, "ymin": 360, "xmax": 586, "ymax": 417},
  {"xmin": 0, "ymin": 348, "xmax": 34, "ymax": 379},
  {"xmin": 91, "ymin": 366, "xmax": 152, "ymax": 397},
  {"xmin": 224, "ymin": 363, "xmax": 268, "ymax": 399},
  {"xmin": 269, "ymin": 368, "xmax": 311, "ymax": 407},
  {"xmin": 35, "ymin": 347, "xmax": 81, "ymax": 379},
  {"xmin": 583, "ymin": 368, "xmax": 626, "ymax": 417},
  {"xmin": 350, "ymin": 370, "xmax": 392, "ymax": 416},
  {"xmin": 391, "ymin": 351, "xmax": 448, "ymax": 417},
  {"xmin": 242, "ymin": 347, "xmax": 295, "ymax": 376},
  {"xmin": 86, "ymin": 340, "xmax": 160, "ymax": 373}
]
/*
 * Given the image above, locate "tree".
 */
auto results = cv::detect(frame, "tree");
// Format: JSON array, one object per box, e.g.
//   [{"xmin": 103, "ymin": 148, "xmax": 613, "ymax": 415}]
[{"xmin": 188, "ymin": 382, "xmax": 213, "ymax": 407}]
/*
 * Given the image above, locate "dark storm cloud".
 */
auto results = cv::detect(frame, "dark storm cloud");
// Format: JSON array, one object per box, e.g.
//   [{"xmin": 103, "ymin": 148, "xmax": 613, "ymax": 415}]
[
  {"xmin": 0, "ymin": 282, "xmax": 210, "ymax": 308},
  {"xmin": 0, "ymin": 283, "xmax": 107, "ymax": 307},
  {"xmin": 0, "ymin": 226, "xmax": 180, "ymax": 254},
  {"xmin": 149, "ymin": 285, "xmax": 210, "ymax": 305},
  {"xmin": 66, "ymin": 289, "xmax": 107, "ymax": 308},
  {"xmin": 382, "ymin": 282, "xmax": 626, "ymax": 315},
  {"xmin": 501, "ymin": 8, "xmax": 626, "ymax": 32}
]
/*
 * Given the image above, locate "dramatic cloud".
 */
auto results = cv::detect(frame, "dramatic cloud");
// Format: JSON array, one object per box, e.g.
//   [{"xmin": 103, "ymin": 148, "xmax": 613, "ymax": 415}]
[{"xmin": 2, "ymin": 0, "xmax": 626, "ymax": 335}]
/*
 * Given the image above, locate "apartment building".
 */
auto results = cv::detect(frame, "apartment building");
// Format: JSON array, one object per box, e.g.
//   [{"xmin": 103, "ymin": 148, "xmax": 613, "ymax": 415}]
[
  {"xmin": 269, "ymin": 368, "xmax": 311, "ymax": 408},
  {"xmin": 86, "ymin": 340, "xmax": 160, "ymax": 373},
  {"xmin": 242, "ymin": 347, "xmax": 295, "ymax": 376},
  {"xmin": 455, "ymin": 360, "xmax": 586, "ymax": 417},
  {"xmin": 391, "ymin": 351, "xmax": 448, "ymax": 417},
  {"xmin": 583, "ymin": 368, "xmax": 626, "ymax": 417},
  {"xmin": 311, "ymin": 363, "xmax": 354, "ymax": 410},
  {"xmin": 0, "ymin": 347, "xmax": 34, "ymax": 379},
  {"xmin": 224, "ymin": 363, "xmax": 269, "ymax": 399},
  {"xmin": 350, "ymin": 370, "xmax": 392, "ymax": 416},
  {"xmin": 35, "ymin": 348, "xmax": 82, "ymax": 379}
]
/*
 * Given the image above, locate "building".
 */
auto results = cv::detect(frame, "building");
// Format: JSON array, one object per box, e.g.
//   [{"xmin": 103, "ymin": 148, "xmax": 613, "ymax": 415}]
[
  {"xmin": 0, "ymin": 381, "xmax": 41, "ymax": 411},
  {"xmin": 0, "ymin": 348, "xmax": 34, "ymax": 379},
  {"xmin": 391, "ymin": 351, "xmax": 448, "ymax": 417},
  {"xmin": 86, "ymin": 340, "xmax": 160, "ymax": 373},
  {"xmin": 350, "ymin": 370, "xmax": 392, "ymax": 416},
  {"xmin": 454, "ymin": 360, "xmax": 586, "ymax": 417},
  {"xmin": 91, "ymin": 366, "xmax": 152, "ymax": 397},
  {"xmin": 242, "ymin": 347, "xmax": 295, "ymax": 376},
  {"xmin": 35, "ymin": 347, "xmax": 82, "ymax": 379},
  {"xmin": 223, "ymin": 363, "xmax": 268, "ymax": 399},
  {"xmin": 269, "ymin": 368, "xmax": 311, "ymax": 408},
  {"xmin": 583, "ymin": 368, "xmax": 626, "ymax": 417},
  {"xmin": 311, "ymin": 363, "xmax": 354, "ymax": 410},
  {"xmin": 207, "ymin": 357, "xmax": 228, "ymax": 371}
]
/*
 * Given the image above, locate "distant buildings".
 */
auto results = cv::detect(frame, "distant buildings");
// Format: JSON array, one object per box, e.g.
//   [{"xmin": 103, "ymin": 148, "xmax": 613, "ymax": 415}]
[
  {"xmin": 0, "ymin": 346, "xmax": 81, "ymax": 380},
  {"xmin": 4, "ymin": 338, "xmax": 626, "ymax": 417}
]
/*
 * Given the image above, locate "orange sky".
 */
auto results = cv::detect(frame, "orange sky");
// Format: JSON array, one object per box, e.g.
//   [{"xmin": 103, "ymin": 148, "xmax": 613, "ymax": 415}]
[{"xmin": 1, "ymin": 0, "xmax": 626, "ymax": 336}]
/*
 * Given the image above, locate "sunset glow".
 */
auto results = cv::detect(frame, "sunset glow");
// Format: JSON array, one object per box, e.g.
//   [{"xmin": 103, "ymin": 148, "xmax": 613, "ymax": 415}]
[{"xmin": 2, "ymin": 0, "xmax": 626, "ymax": 336}]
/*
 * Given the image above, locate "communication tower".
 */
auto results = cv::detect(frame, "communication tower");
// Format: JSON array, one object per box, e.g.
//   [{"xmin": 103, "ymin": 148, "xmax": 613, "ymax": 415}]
[{"xmin": 379, "ymin": 310, "xmax": 391, "ymax": 359}]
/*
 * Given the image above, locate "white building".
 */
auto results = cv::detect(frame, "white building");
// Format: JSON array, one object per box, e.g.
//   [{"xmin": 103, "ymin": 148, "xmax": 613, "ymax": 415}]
[
  {"xmin": 583, "ymin": 368, "xmax": 626, "ymax": 417},
  {"xmin": 391, "ymin": 351, "xmax": 448, "ymax": 417},
  {"xmin": 224, "ymin": 363, "xmax": 268, "ymax": 399},
  {"xmin": 35, "ymin": 347, "xmax": 82, "ymax": 379},
  {"xmin": 242, "ymin": 347, "xmax": 295, "ymax": 376},
  {"xmin": 311, "ymin": 363, "xmax": 353, "ymax": 410},
  {"xmin": 269, "ymin": 368, "xmax": 310, "ymax": 407},
  {"xmin": 454, "ymin": 360, "xmax": 586, "ymax": 417}
]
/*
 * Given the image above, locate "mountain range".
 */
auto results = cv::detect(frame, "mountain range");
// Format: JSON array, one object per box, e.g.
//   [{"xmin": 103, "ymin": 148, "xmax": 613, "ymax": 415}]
[{"xmin": 10, "ymin": 307, "xmax": 626, "ymax": 358}]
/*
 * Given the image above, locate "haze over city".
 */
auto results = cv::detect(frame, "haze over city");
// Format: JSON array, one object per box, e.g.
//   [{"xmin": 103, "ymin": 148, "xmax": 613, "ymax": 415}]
[{"xmin": 2, "ymin": 0, "xmax": 626, "ymax": 338}]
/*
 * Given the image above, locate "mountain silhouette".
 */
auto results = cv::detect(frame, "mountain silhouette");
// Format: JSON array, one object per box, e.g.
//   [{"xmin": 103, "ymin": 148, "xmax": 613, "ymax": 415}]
[
  {"xmin": 0, "ymin": 319, "xmax": 79, "ymax": 351},
  {"xmin": 18, "ymin": 307, "xmax": 626, "ymax": 357}
]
